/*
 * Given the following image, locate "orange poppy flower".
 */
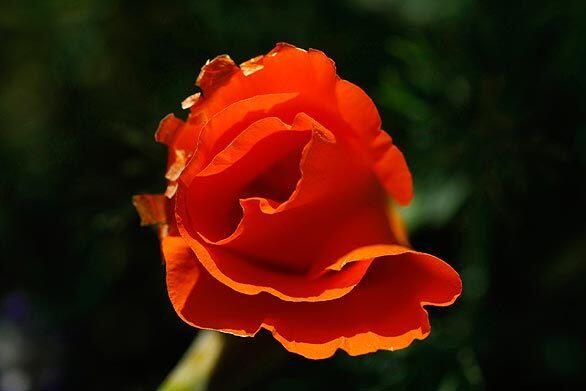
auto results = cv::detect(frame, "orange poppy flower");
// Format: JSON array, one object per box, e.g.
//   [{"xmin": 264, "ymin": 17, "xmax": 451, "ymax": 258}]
[{"xmin": 134, "ymin": 43, "xmax": 461, "ymax": 359}]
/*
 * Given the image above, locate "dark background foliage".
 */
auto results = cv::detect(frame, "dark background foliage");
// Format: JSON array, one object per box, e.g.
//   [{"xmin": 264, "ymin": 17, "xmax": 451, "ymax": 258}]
[{"xmin": 1, "ymin": 0, "xmax": 585, "ymax": 389}]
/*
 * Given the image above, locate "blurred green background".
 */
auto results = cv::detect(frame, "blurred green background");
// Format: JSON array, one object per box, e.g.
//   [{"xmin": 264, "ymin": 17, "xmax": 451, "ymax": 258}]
[{"xmin": 1, "ymin": 0, "xmax": 585, "ymax": 389}]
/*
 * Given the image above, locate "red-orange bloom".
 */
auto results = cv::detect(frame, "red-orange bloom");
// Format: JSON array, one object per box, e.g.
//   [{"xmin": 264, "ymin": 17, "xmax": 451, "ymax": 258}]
[{"xmin": 134, "ymin": 43, "xmax": 462, "ymax": 359}]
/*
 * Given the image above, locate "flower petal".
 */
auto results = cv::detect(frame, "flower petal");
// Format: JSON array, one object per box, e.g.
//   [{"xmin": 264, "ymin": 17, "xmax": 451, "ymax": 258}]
[
  {"xmin": 190, "ymin": 44, "xmax": 414, "ymax": 205},
  {"xmin": 154, "ymin": 113, "xmax": 205, "ymax": 198},
  {"xmin": 335, "ymin": 80, "xmax": 414, "ymax": 205},
  {"xmin": 178, "ymin": 116, "xmax": 309, "ymax": 242},
  {"xmin": 163, "ymin": 236, "xmax": 462, "ymax": 359},
  {"xmin": 175, "ymin": 112, "xmax": 411, "ymax": 302},
  {"xmin": 370, "ymin": 131, "xmax": 413, "ymax": 205},
  {"xmin": 169, "ymin": 236, "xmax": 373, "ymax": 303},
  {"xmin": 182, "ymin": 93, "xmax": 300, "ymax": 180},
  {"xmin": 192, "ymin": 44, "xmax": 337, "ymax": 118},
  {"xmin": 196, "ymin": 55, "xmax": 240, "ymax": 95},
  {"xmin": 175, "ymin": 115, "xmax": 376, "ymax": 302},
  {"xmin": 207, "ymin": 112, "xmax": 396, "ymax": 272},
  {"xmin": 132, "ymin": 194, "xmax": 168, "ymax": 226},
  {"xmin": 335, "ymin": 79, "xmax": 382, "ymax": 142}
]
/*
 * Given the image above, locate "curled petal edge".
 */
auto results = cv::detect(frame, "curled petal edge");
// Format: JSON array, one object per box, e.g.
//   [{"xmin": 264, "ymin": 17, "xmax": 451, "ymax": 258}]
[
  {"xmin": 174, "ymin": 116, "xmax": 380, "ymax": 302},
  {"xmin": 164, "ymin": 236, "xmax": 462, "ymax": 359},
  {"xmin": 175, "ymin": 207, "xmax": 373, "ymax": 303}
]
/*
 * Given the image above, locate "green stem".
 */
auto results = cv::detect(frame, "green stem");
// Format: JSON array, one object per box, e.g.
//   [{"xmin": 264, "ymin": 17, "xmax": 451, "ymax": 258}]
[{"xmin": 158, "ymin": 331, "xmax": 225, "ymax": 391}]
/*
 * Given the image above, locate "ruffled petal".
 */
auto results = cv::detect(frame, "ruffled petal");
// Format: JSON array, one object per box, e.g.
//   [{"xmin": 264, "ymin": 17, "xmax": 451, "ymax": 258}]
[
  {"xmin": 170, "ymin": 235, "xmax": 373, "ymax": 303},
  {"xmin": 334, "ymin": 80, "xmax": 414, "ymax": 205},
  {"xmin": 334, "ymin": 79, "xmax": 382, "ymax": 142},
  {"xmin": 163, "ymin": 236, "xmax": 462, "ymax": 359},
  {"xmin": 175, "ymin": 115, "xmax": 372, "ymax": 301},
  {"xmin": 186, "ymin": 44, "xmax": 413, "ymax": 205},
  {"xmin": 370, "ymin": 131, "xmax": 413, "ymax": 205},
  {"xmin": 191, "ymin": 44, "xmax": 337, "ymax": 118},
  {"xmin": 154, "ymin": 113, "xmax": 206, "ymax": 196},
  {"xmin": 205, "ymin": 113, "xmax": 401, "ymax": 273},
  {"xmin": 178, "ymin": 116, "xmax": 309, "ymax": 242},
  {"xmin": 182, "ymin": 93, "xmax": 300, "ymax": 179},
  {"xmin": 196, "ymin": 55, "xmax": 240, "ymax": 95},
  {"xmin": 267, "ymin": 251, "xmax": 461, "ymax": 359},
  {"xmin": 175, "ymin": 112, "xmax": 410, "ymax": 302}
]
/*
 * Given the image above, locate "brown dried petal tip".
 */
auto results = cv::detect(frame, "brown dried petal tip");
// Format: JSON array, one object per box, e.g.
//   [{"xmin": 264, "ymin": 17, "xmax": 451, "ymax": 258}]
[
  {"xmin": 196, "ymin": 55, "xmax": 239, "ymax": 92},
  {"xmin": 240, "ymin": 55, "xmax": 264, "ymax": 76},
  {"xmin": 165, "ymin": 149, "xmax": 190, "ymax": 182},
  {"xmin": 132, "ymin": 194, "xmax": 168, "ymax": 226},
  {"xmin": 181, "ymin": 92, "xmax": 201, "ymax": 110},
  {"xmin": 155, "ymin": 114, "xmax": 184, "ymax": 146}
]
